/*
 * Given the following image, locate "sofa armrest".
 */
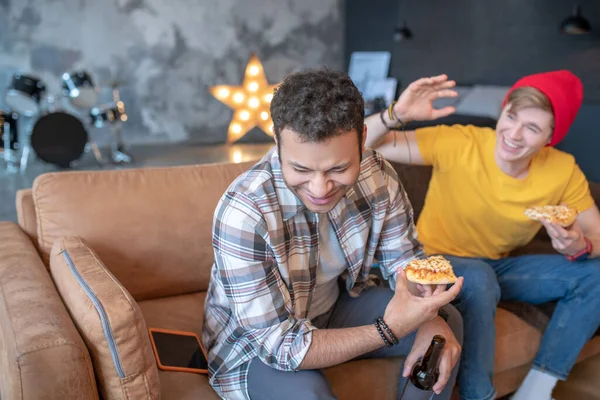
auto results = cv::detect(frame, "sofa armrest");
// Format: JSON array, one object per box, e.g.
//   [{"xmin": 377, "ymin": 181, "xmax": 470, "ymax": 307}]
[
  {"xmin": 15, "ymin": 189, "xmax": 38, "ymax": 251},
  {"xmin": 0, "ymin": 222, "xmax": 99, "ymax": 400}
]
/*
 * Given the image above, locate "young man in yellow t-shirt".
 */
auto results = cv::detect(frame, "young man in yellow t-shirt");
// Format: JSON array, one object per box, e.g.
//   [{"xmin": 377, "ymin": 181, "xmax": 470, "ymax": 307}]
[{"xmin": 365, "ymin": 71, "xmax": 600, "ymax": 400}]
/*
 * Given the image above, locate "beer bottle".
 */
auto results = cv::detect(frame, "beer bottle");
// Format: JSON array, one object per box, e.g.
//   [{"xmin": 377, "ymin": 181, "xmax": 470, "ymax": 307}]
[{"xmin": 410, "ymin": 335, "xmax": 446, "ymax": 390}]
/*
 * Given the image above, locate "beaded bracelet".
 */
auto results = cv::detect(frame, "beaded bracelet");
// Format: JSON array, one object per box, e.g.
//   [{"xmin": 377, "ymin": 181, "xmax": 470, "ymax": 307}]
[
  {"xmin": 376, "ymin": 317, "xmax": 399, "ymax": 345},
  {"xmin": 374, "ymin": 319, "xmax": 392, "ymax": 347}
]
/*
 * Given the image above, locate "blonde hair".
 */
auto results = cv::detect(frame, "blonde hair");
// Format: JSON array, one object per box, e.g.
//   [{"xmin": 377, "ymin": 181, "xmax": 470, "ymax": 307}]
[{"xmin": 505, "ymin": 87, "xmax": 555, "ymax": 132}]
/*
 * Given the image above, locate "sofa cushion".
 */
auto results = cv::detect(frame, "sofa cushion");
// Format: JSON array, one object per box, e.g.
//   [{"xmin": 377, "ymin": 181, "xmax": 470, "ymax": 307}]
[
  {"xmin": 494, "ymin": 308, "xmax": 542, "ymax": 373},
  {"xmin": 389, "ymin": 163, "xmax": 433, "ymax": 218},
  {"xmin": 50, "ymin": 237, "xmax": 160, "ymax": 400},
  {"xmin": 33, "ymin": 161, "xmax": 256, "ymax": 301},
  {"xmin": 323, "ymin": 358, "xmax": 402, "ymax": 400}
]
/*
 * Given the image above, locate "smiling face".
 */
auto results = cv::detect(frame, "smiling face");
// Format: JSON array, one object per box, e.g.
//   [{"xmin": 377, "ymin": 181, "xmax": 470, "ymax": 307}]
[
  {"xmin": 494, "ymin": 105, "xmax": 554, "ymax": 164},
  {"xmin": 494, "ymin": 86, "xmax": 555, "ymax": 168},
  {"xmin": 268, "ymin": 69, "xmax": 367, "ymax": 213},
  {"xmin": 277, "ymin": 127, "xmax": 364, "ymax": 214}
]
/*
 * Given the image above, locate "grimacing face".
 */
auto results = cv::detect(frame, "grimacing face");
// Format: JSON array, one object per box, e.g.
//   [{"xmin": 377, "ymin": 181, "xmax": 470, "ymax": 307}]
[
  {"xmin": 277, "ymin": 127, "xmax": 366, "ymax": 214},
  {"xmin": 494, "ymin": 104, "xmax": 554, "ymax": 164}
]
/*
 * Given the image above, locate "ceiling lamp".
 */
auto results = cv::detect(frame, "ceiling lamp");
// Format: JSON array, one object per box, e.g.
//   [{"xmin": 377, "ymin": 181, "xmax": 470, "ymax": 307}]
[{"xmin": 560, "ymin": 5, "xmax": 591, "ymax": 35}]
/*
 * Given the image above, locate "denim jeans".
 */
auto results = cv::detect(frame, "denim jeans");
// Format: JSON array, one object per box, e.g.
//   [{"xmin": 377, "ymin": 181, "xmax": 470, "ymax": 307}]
[{"xmin": 445, "ymin": 254, "xmax": 600, "ymax": 400}]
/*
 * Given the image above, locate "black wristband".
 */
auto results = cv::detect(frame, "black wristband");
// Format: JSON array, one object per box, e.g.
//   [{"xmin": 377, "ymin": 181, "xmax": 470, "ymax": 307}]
[
  {"xmin": 376, "ymin": 317, "xmax": 399, "ymax": 345},
  {"xmin": 374, "ymin": 319, "xmax": 392, "ymax": 347}
]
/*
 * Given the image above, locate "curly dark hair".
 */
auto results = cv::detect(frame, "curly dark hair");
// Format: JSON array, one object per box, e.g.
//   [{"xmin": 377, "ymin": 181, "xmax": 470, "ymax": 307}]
[{"xmin": 270, "ymin": 69, "xmax": 364, "ymax": 148}]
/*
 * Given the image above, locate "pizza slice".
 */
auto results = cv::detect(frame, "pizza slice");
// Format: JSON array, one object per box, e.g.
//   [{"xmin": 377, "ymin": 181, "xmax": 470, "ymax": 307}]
[
  {"xmin": 524, "ymin": 205, "xmax": 579, "ymax": 227},
  {"xmin": 404, "ymin": 255, "xmax": 458, "ymax": 285}
]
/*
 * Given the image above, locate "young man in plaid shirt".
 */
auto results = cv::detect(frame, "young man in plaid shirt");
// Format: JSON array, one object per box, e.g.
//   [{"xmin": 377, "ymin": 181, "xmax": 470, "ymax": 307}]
[{"xmin": 203, "ymin": 69, "xmax": 464, "ymax": 400}]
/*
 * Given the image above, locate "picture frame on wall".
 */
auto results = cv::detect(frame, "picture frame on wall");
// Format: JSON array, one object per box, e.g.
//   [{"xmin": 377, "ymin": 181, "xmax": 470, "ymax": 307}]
[
  {"xmin": 363, "ymin": 77, "xmax": 398, "ymax": 116},
  {"xmin": 348, "ymin": 51, "xmax": 391, "ymax": 94},
  {"xmin": 348, "ymin": 51, "xmax": 395, "ymax": 116}
]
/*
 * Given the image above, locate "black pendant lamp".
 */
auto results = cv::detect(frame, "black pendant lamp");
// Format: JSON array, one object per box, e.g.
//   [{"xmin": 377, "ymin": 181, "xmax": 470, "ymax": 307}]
[
  {"xmin": 560, "ymin": 5, "xmax": 591, "ymax": 35},
  {"xmin": 393, "ymin": 20, "xmax": 413, "ymax": 41},
  {"xmin": 393, "ymin": 1, "xmax": 413, "ymax": 42},
  {"xmin": 393, "ymin": 20, "xmax": 413, "ymax": 42}
]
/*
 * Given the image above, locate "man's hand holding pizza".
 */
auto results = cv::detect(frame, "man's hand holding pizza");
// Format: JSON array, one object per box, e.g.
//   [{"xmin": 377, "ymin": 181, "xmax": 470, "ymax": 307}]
[
  {"xmin": 541, "ymin": 219, "xmax": 588, "ymax": 257},
  {"xmin": 525, "ymin": 205, "xmax": 589, "ymax": 258}
]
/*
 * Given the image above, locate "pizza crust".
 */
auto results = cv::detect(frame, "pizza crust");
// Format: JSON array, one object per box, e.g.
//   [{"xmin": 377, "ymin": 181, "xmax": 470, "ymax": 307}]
[
  {"xmin": 405, "ymin": 256, "xmax": 458, "ymax": 285},
  {"xmin": 524, "ymin": 205, "xmax": 578, "ymax": 227}
]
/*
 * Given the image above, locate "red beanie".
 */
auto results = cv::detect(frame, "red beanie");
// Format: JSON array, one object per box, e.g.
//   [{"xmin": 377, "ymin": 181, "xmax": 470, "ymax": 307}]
[{"xmin": 502, "ymin": 70, "xmax": 583, "ymax": 146}]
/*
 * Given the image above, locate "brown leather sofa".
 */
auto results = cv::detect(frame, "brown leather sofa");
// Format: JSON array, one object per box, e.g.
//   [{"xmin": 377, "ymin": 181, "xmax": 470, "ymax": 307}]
[{"xmin": 0, "ymin": 159, "xmax": 598, "ymax": 400}]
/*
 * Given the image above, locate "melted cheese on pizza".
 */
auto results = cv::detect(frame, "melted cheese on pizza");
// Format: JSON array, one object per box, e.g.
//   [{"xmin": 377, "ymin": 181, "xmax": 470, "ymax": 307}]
[
  {"xmin": 524, "ymin": 205, "xmax": 578, "ymax": 227},
  {"xmin": 405, "ymin": 256, "xmax": 457, "ymax": 284}
]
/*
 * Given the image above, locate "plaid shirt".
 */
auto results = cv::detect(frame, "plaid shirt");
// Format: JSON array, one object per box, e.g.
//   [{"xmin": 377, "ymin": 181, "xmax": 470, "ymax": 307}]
[{"xmin": 202, "ymin": 147, "xmax": 425, "ymax": 399}]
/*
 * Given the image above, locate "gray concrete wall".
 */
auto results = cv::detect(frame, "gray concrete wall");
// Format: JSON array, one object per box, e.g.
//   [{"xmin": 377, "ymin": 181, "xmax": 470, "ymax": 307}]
[{"xmin": 0, "ymin": 0, "xmax": 344, "ymax": 145}]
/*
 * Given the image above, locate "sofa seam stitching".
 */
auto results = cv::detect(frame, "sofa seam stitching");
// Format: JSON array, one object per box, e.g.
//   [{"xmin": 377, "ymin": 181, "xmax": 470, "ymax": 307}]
[
  {"xmin": 17, "ymin": 339, "xmax": 80, "ymax": 357},
  {"xmin": 143, "ymin": 373, "xmax": 152, "ymax": 398},
  {"xmin": 17, "ymin": 340, "xmax": 99, "ymax": 399},
  {"xmin": 0, "ymin": 278, "xmax": 23, "ymax": 398},
  {"xmin": 32, "ymin": 176, "xmax": 49, "ymax": 256}
]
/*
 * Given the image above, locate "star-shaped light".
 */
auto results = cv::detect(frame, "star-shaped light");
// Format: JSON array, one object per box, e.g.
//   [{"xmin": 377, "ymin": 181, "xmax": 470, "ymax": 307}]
[{"xmin": 209, "ymin": 54, "xmax": 278, "ymax": 143}]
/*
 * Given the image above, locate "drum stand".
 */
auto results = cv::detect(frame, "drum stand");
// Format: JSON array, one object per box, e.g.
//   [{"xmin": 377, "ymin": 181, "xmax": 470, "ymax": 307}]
[
  {"xmin": 17, "ymin": 116, "xmax": 35, "ymax": 174},
  {"xmin": 110, "ymin": 122, "xmax": 132, "ymax": 164},
  {"xmin": 81, "ymin": 134, "xmax": 124, "ymax": 167},
  {"xmin": 109, "ymin": 87, "xmax": 132, "ymax": 164},
  {"xmin": 1, "ymin": 115, "xmax": 34, "ymax": 174},
  {"xmin": 19, "ymin": 140, "xmax": 31, "ymax": 173},
  {"xmin": 85, "ymin": 140, "xmax": 107, "ymax": 166},
  {"xmin": 2, "ymin": 120, "xmax": 18, "ymax": 173}
]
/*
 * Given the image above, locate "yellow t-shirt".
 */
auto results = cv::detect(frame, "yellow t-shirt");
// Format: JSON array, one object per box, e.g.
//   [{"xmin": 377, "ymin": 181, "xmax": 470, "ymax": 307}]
[{"xmin": 415, "ymin": 124, "xmax": 595, "ymax": 259}]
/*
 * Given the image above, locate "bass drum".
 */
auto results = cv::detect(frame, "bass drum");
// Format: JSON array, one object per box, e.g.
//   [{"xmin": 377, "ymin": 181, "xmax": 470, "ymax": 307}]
[{"xmin": 31, "ymin": 112, "xmax": 88, "ymax": 168}]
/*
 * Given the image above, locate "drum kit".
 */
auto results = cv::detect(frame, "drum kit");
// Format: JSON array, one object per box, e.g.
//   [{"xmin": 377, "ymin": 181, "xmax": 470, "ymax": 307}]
[{"xmin": 1, "ymin": 70, "xmax": 132, "ymax": 172}]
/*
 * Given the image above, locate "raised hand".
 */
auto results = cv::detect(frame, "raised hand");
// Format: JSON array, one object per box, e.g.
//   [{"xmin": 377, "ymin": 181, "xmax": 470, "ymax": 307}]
[{"xmin": 393, "ymin": 74, "xmax": 458, "ymax": 123}]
